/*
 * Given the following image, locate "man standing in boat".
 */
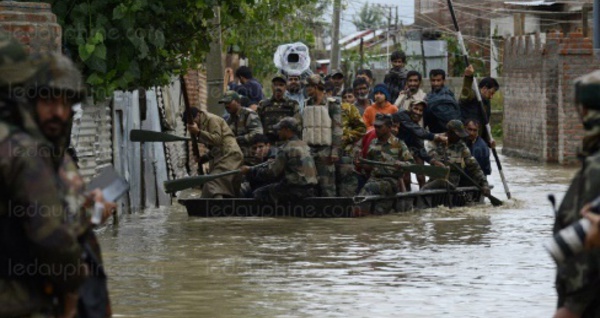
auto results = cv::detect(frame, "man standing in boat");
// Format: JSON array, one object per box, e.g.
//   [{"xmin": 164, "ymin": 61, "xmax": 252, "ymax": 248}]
[
  {"xmin": 359, "ymin": 114, "xmax": 414, "ymax": 213},
  {"xmin": 187, "ymin": 107, "xmax": 244, "ymax": 198},
  {"xmin": 240, "ymin": 117, "xmax": 318, "ymax": 203},
  {"xmin": 257, "ymin": 74, "xmax": 302, "ymax": 146},
  {"xmin": 222, "ymin": 90, "xmax": 264, "ymax": 164},
  {"xmin": 422, "ymin": 119, "xmax": 490, "ymax": 195},
  {"xmin": 302, "ymin": 74, "xmax": 343, "ymax": 197}
]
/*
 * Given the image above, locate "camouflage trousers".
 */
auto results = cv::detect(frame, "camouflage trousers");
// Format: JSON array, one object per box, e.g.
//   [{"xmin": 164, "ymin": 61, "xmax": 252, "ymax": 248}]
[
  {"xmin": 358, "ymin": 177, "xmax": 398, "ymax": 214},
  {"xmin": 336, "ymin": 157, "xmax": 359, "ymax": 197},
  {"xmin": 312, "ymin": 146, "xmax": 337, "ymax": 197}
]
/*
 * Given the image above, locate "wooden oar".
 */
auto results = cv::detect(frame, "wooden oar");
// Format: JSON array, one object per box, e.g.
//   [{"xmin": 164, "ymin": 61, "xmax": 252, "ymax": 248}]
[
  {"xmin": 130, "ymin": 129, "xmax": 190, "ymax": 142},
  {"xmin": 164, "ymin": 162, "xmax": 269, "ymax": 193},
  {"xmin": 446, "ymin": 162, "xmax": 503, "ymax": 207},
  {"xmin": 359, "ymin": 158, "xmax": 450, "ymax": 179}
]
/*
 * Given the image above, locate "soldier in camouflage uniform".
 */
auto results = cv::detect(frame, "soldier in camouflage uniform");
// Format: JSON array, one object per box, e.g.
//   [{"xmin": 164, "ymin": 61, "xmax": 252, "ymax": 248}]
[
  {"xmin": 187, "ymin": 107, "xmax": 243, "ymax": 198},
  {"xmin": 240, "ymin": 117, "xmax": 317, "ymax": 203},
  {"xmin": 336, "ymin": 99, "xmax": 366, "ymax": 196},
  {"xmin": 0, "ymin": 39, "xmax": 114, "ymax": 317},
  {"xmin": 423, "ymin": 120, "xmax": 490, "ymax": 194},
  {"xmin": 303, "ymin": 74, "xmax": 343, "ymax": 197},
  {"xmin": 359, "ymin": 114, "xmax": 414, "ymax": 213},
  {"xmin": 552, "ymin": 70, "xmax": 600, "ymax": 318},
  {"xmin": 221, "ymin": 90, "xmax": 263, "ymax": 164},
  {"xmin": 257, "ymin": 74, "xmax": 302, "ymax": 146}
]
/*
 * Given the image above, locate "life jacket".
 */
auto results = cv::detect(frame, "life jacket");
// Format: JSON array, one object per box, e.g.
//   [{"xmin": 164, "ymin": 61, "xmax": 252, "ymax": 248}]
[{"xmin": 303, "ymin": 100, "xmax": 333, "ymax": 146}]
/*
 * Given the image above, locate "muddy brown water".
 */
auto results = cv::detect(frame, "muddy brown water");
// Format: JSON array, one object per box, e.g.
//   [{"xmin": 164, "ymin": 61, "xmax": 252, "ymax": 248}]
[{"xmin": 99, "ymin": 153, "xmax": 577, "ymax": 317}]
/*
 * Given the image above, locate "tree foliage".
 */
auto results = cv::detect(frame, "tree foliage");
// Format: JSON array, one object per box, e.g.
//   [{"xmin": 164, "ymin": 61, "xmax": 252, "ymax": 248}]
[
  {"xmin": 351, "ymin": 3, "xmax": 384, "ymax": 31},
  {"xmin": 35, "ymin": 0, "xmax": 329, "ymax": 100},
  {"xmin": 37, "ymin": 0, "xmax": 254, "ymax": 100},
  {"xmin": 222, "ymin": 0, "xmax": 329, "ymax": 81}
]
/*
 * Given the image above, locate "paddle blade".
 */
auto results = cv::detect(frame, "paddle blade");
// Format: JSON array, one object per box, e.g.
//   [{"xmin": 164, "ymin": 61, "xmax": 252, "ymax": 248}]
[
  {"xmin": 487, "ymin": 194, "xmax": 503, "ymax": 207},
  {"xmin": 130, "ymin": 129, "xmax": 190, "ymax": 142}
]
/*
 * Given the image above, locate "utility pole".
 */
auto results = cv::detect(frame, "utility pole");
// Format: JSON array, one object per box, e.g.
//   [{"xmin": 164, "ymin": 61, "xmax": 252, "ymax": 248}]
[
  {"xmin": 376, "ymin": 4, "xmax": 399, "ymax": 69},
  {"xmin": 420, "ymin": 30, "xmax": 427, "ymax": 77},
  {"xmin": 330, "ymin": 0, "xmax": 342, "ymax": 71},
  {"xmin": 206, "ymin": 7, "xmax": 224, "ymax": 115}
]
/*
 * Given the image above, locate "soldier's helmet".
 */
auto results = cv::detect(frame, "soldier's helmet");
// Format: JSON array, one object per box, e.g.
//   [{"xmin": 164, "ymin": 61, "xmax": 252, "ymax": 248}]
[
  {"xmin": 0, "ymin": 32, "xmax": 38, "ymax": 88},
  {"xmin": 306, "ymin": 74, "xmax": 325, "ymax": 89},
  {"xmin": 273, "ymin": 116, "xmax": 299, "ymax": 133},
  {"xmin": 575, "ymin": 70, "xmax": 600, "ymax": 110},
  {"xmin": 26, "ymin": 53, "xmax": 86, "ymax": 103},
  {"xmin": 446, "ymin": 119, "xmax": 469, "ymax": 138}
]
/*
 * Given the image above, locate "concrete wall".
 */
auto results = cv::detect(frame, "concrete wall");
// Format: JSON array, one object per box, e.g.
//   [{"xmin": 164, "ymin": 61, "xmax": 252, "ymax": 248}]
[{"xmin": 502, "ymin": 31, "xmax": 597, "ymax": 164}]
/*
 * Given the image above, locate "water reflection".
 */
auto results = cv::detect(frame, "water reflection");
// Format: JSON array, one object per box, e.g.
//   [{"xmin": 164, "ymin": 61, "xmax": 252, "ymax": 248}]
[{"xmin": 99, "ymin": 153, "xmax": 577, "ymax": 317}]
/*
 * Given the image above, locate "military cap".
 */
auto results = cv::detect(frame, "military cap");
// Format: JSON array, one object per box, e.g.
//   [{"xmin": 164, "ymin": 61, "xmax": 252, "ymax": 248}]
[
  {"xmin": 218, "ymin": 90, "xmax": 240, "ymax": 104},
  {"xmin": 271, "ymin": 73, "xmax": 287, "ymax": 84},
  {"xmin": 446, "ymin": 119, "xmax": 469, "ymax": 138},
  {"xmin": 27, "ymin": 52, "xmax": 86, "ymax": 102},
  {"xmin": 575, "ymin": 70, "xmax": 600, "ymax": 109},
  {"xmin": 330, "ymin": 69, "xmax": 344, "ymax": 78},
  {"xmin": 373, "ymin": 113, "xmax": 393, "ymax": 127},
  {"xmin": 0, "ymin": 32, "xmax": 38, "ymax": 87},
  {"xmin": 410, "ymin": 98, "xmax": 427, "ymax": 107},
  {"xmin": 273, "ymin": 116, "xmax": 299, "ymax": 132},
  {"xmin": 306, "ymin": 74, "xmax": 325, "ymax": 89}
]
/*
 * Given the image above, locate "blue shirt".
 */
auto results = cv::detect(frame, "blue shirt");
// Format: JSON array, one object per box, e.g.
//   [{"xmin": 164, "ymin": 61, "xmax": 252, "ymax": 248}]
[
  {"xmin": 233, "ymin": 79, "xmax": 265, "ymax": 105},
  {"xmin": 467, "ymin": 136, "xmax": 491, "ymax": 175}
]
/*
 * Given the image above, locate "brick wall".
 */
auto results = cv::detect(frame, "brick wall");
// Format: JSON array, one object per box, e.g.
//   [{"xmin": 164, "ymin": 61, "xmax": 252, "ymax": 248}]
[
  {"xmin": 0, "ymin": 2, "xmax": 61, "ymax": 53},
  {"xmin": 502, "ymin": 30, "xmax": 597, "ymax": 164}
]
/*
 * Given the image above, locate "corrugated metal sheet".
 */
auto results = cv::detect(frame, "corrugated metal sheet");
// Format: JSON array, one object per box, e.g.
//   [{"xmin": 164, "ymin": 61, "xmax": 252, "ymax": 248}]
[{"xmin": 70, "ymin": 99, "xmax": 113, "ymax": 182}]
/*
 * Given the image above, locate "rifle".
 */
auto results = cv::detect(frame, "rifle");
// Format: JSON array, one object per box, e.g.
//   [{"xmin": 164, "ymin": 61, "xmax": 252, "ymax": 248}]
[
  {"xmin": 77, "ymin": 228, "xmax": 110, "ymax": 317},
  {"xmin": 180, "ymin": 75, "xmax": 204, "ymax": 175},
  {"xmin": 446, "ymin": 0, "xmax": 511, "ymax": 200}
]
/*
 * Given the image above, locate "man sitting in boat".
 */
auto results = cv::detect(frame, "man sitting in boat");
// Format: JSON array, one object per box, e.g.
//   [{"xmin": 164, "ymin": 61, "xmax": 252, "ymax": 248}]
[
  {"xmin": 240, "ymin": 117, "xmax": 318, "ymax": 203},
  {"xmin": 359, "ymin": 114, "xmax": 414, "ymax": 213},
  {"xmin": 187, "ymin": 107, "xmax": 244, "ymax": 198},
  {"xmin": 422, "ymin": 119, "xmax": 490, "ymax": 196},
  {"xmin": 240, "ymin": 134, "xmax": 277, "ymax": 197},
  {"xmin": 392, "ymin": 99, "xmax": 447, "ymax": 191}
]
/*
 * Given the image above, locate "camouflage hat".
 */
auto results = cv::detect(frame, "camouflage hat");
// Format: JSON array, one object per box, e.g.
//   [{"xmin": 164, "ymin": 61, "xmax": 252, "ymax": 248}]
[
  {"xmin": 373, "ymin": 113, "xmax": 392, "ymax": 127},
  {"xmin": 27, "ymin": 52, "xmax": 86, "ymax": 101},
  {"xmin": 410, "ymin": 99, "xmax": 427, "ymax": 107},
  {"xmin": 575, "ymin": 70, "xmax": 600, "ymax": 110},
  {"xmin": 218, "ymin": 90, "xmax": 240, "ymax": 104},
  {"xmin": 306, "ymin": 74, "xmax": 325, "ymax": 89},
  {"xmin": 330, "ymin": 69, "xmax": 344, "ymax": 78},
  {"xmin": 446, "ymin": 119, "xmax": 469, "ymax": 138},
  {"xmin": 271, "ymin": 73, "xmax": 287, "ymax": 84},
  {"xmin": 0, "ymin": 32, "xmax": 37, "ymax": 87},
  {"xmin": 273, "ymin": 116, "xmax": 299, "ymax": 132}
]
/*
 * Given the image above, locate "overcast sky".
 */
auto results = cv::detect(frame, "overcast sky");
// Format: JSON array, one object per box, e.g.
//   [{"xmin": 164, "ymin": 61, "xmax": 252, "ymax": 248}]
[{"xmin": 336, "ymin": 0, "xmax": 415, "ymax": 36}]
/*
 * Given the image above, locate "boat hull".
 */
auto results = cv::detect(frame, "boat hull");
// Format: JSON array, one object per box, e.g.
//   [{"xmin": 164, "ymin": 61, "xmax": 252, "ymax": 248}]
[{"xmin": 178, "ymin": 187, "xmax": 483, "ymax": 218}]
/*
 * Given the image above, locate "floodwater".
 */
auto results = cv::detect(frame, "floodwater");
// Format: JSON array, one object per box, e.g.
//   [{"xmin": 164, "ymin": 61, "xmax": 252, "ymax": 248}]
[{"xmin": 98, "ymin": 152, "xmax": 578, "ymax": 317}]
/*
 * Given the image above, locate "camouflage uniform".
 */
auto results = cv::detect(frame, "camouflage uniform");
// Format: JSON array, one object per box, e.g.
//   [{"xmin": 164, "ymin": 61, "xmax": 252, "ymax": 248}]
[
  {"xmin": 0, "ymin": 49, "xmax": 91, "ymax": 316},
  {"xmin": 225, "ymin": 106, "xmax": 263, "ymax": 164},
  {"xmin": 251, "ymin": 130, "xmax": 318, "ymax": 203},
  {"xmin": 359, "ymin": 134, "xmax": 414, "ymax": 213},
  {"xmin": 303, "ymin": 96, "xmax": 343, "ymax": 197},
  {"xmin": 194, "ymin": 109, "xmax": 243, "ymax": 198},
  {"xmin": 337, "ymin": 102, "xmax": 366, "ymax": 196},
  {"xmin": 553, "ymin": 71, "xmax": 600, "ymax": 316},
  {"xmin": 256, "ymin": 96, "xmax": 302, "ymax": 146},
  {"xmin": 424, "ymin": 139, "xmax": 488, "ymax": 190}
]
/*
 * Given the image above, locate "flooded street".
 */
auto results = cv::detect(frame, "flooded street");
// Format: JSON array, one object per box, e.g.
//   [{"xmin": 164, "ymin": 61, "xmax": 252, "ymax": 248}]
[{"xmin": 99, "ymin": 153, "xmax": 578, "ymax": 317}]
